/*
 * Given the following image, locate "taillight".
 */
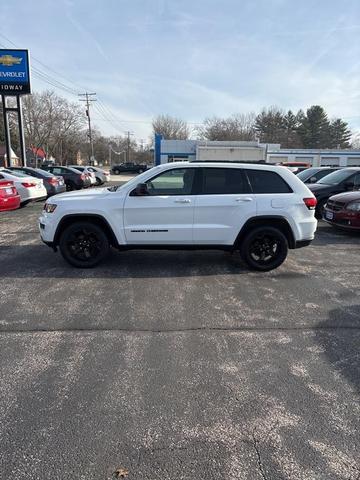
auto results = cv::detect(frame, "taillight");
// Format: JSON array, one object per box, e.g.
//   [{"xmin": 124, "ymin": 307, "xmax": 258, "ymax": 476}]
[
  {"xmin": 103, "ymin": 171, "xmax": 110, "ymax": 175},
  {"xmin": 48, "ymin": 177, "xmax": 59, "ymax": 185},
  {"xmin": 303, "ymin": 197, "xmax": 317, "ymax": 210},
  {"xmin": 21, "ymin": 182, "xmax": 37, "ymax": 188}
]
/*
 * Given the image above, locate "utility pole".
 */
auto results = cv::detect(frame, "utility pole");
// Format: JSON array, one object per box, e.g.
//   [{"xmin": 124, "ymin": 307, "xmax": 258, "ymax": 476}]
[
  {"xmin": 79, "ymin": 92, "xmax": 96, "ymax": 165},
  {"xmin": 124, "ymin": 131, "xmax": 134, "ymax": 163}
]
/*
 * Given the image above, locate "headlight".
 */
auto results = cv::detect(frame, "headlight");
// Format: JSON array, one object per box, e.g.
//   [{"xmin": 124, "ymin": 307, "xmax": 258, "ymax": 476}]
[
  {"xmin": 346, "ymin": 201, "xmax": 360, "ymax": 212},
  {"xmin": 44, "ymin": 203, "xmax": 57, "ymax": 213}
]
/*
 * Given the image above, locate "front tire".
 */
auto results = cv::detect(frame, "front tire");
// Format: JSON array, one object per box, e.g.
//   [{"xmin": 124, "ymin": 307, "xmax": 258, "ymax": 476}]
[
  {"xmin": 59, "ymin": 222, "xmax": 110, "ymax": 268},
  {"xmin": 240, "ymin": 226, "xmax": 288, "ymax": 271},
  {"xmin": 113, "ymin": 169, "xmax": 120, "ymax": 175}
]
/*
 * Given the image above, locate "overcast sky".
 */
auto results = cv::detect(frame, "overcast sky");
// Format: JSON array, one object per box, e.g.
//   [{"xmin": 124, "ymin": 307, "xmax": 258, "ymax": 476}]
[{"xmin": 0, "ymin": 0, "xmax": 359, "ymax": 140}]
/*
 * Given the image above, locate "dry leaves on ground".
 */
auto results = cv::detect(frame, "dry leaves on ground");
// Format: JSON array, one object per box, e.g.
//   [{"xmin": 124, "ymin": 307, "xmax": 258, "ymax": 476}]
[{"xmin": 114, "ymin": 467, "xmax": 129, "ymax": 478}]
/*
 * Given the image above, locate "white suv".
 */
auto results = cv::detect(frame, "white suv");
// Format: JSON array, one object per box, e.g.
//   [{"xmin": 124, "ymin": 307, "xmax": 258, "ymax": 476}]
[{"xmin": 39, "ymin": 162, "xmax": 317, "ymax": 271}]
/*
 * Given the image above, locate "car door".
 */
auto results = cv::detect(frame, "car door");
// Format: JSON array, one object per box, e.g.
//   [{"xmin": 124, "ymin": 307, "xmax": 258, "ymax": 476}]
[
  {"xmin": 123, "ymin": 167, "xmax": 196, "ymax": 244},
  {"xmin": 193, "ymin": 167, "xmax": 256, "ymax": 245}
]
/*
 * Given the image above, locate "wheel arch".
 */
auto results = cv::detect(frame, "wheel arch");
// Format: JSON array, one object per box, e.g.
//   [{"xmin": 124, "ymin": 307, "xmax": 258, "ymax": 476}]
[
  {"xmin": 234, "ymin": 216, "xmax": 296, "ymax": 250},
  {"xmin": 54, "ymin": 214, "xmax": 118, "ymax": 247}
]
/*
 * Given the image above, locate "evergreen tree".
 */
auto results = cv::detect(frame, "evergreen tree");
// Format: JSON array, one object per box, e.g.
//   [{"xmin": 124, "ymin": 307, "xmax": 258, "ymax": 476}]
[
  {"xmin": 282, "ymin": 110, "xmax": 302, "ymax": 147},
  {"xmin": 329, "ymin": 118, "xmax": 352, "ymax": 148},
  {"xmin": 254, "ymin": 106, "xmax": 285, "ymax": 143},
  {"xmin": 297, "ymin": 105, "xmax": 331, "ymax": 148}
]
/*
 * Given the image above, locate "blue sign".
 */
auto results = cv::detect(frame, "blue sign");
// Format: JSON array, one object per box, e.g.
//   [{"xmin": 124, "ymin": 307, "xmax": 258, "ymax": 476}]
[{"xmin": 0, "ymin": 49, "xmax": 31, "ymax": 95}]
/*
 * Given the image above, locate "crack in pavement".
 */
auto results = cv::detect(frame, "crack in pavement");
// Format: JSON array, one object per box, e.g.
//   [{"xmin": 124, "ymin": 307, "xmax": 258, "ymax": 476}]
[{"xmin": 250, "ymin": 433, "xmax": 268, "ymax": 480}]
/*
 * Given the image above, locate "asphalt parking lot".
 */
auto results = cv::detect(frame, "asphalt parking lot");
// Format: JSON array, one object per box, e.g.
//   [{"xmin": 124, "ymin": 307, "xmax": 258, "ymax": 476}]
[{"xmin": 0, "ymin": 197, "xmax": 359, "ymax": 479}]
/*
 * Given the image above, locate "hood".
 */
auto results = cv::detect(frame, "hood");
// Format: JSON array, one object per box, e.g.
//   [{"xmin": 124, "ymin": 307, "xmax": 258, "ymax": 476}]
[
  {"xmin": 307, "ymin": 183, "xmax": 332, "ymax": 193},
  {"xmin": 50, "ymin": 187, "xmax": 110, "ymax": 202},
  {"xmin": 329, "ymin": 191, "xmax": 360, "ymax": 203}
]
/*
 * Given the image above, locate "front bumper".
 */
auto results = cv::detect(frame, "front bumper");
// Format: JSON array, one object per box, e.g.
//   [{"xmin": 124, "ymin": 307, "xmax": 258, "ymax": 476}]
[
  {"xmin": 39, "ymin": 212, "xmax": 57, "ymax": 243},
  {"xmin": 323, "ymin": 207, "xmax": 360, "ymax": 230}
]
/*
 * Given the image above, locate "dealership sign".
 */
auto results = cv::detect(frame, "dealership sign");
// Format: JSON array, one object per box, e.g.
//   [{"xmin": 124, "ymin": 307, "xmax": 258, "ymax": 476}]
[{"xmin": 0, "ymin": 49, "xmax": 31, "ymax": 95}]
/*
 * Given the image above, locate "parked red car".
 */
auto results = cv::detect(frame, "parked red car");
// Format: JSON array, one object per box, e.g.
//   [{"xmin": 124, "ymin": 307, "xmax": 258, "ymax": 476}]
[
  {"xmin": 0, "ymin": 180, "xmax": 21, "ymax": 212},
  {"xmin": 323, "ymin": 191, "xmax": 360, "ymax": 231}
]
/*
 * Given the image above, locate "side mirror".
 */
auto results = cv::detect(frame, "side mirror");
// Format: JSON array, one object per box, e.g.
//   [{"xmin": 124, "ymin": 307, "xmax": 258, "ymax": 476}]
[{"xmin": 135, "ymin": 183, "xmax": 149, "ymax": 196}]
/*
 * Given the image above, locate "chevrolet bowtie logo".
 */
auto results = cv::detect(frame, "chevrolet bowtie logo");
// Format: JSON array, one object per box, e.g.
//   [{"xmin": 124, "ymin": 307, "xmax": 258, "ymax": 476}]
[{"xmin": 0, "ymin": 54, "xmax": 22, "ymax": 66}]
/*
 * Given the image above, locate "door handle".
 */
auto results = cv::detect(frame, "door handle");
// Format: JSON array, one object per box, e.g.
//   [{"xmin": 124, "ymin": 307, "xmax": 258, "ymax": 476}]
[
  {"xmin": 174, "ymin": 199, "xmax": 191, "ymax": 203},
  {"xmin": 235, "ymin": 197, "xmax": 253, "ymax": 202}
]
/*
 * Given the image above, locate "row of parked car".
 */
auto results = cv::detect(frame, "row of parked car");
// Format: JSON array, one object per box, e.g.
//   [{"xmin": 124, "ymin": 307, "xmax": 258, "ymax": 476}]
[
  {"xmin": 295, "ymin": 166, "xmax": 360, "ymax": 231},
  {"xmin": 0, "ymin": 165, "xmax": 110, "ymax": 212}
]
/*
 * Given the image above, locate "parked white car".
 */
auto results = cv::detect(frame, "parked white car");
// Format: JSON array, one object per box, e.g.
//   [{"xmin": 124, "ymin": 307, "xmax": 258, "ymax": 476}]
[
  {"xmin": 39, "ymin": 162, "xmax": 317, "ymax": 270},
  {"xmin": 87, "ymin": 166, "xmax": 111, "ymax": 185},
  {"xmin": 69, "ymin": 166, "xmax": 97, "ymax": 186},
  {"xmin": 0, "ymin": 168, "xmax": 47, "ymax": 205}
]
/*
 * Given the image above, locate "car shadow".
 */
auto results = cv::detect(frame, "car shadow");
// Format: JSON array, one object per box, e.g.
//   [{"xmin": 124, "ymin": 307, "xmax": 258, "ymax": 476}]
[
  {"xmin": 315, "ymin": 305, "xmax": 360, "ymax": 393},
  {"xmin": 314, "ymin": 221, "xmax": 360, "ymax": 246},
  {"xmin": 0, "ymin": 244, "xmax": 309, "ymax": 279}
]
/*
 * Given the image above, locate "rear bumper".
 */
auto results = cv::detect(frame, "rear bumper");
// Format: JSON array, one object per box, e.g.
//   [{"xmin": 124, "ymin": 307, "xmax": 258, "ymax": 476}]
[{"xmin": 0, "ymin": 196, "xmax": 21, "ymax": 211}]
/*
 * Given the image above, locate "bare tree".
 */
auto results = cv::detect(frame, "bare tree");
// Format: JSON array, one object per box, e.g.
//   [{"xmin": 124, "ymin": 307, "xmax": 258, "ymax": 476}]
[
  {"xmin": 197, "ymin": 113, "xmax": 256, "ymax": 141},
  {"xmin": 22, "ymin": 91, "xmax": 86, "ymax": 165},
  {"xmin": 152, "ymin": 114, "xmax": 190, "ymax": 140}
]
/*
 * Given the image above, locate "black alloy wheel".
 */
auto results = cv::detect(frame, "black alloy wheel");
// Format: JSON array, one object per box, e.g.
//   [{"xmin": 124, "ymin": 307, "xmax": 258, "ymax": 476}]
[
  {"xmin": 241, "ymin": 226, "xmax": 288, "ymax": 271},
  {"xmin": 59, "ymin": 222, "xmax": 110, "ymax": 267}
]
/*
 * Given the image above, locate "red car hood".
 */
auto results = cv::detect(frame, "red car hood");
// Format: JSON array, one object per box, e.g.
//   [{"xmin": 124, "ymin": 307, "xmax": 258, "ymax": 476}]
[{"xmin": 329, "ymin": 191, "xmax": 360, "ymax": 203}]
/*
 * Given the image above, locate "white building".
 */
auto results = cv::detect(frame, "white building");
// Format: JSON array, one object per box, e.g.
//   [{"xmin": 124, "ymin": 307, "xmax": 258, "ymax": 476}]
[
  {"xmin": 267, "ymin": 148, "xmax": 360, "ymax": 167},
  {"xmin": 153, "ymin": 136, "xmax": 360, "ymax": 167},
  {"xmin": 154, "ymin": 137, "xmax": 280, "ymax": 164}
]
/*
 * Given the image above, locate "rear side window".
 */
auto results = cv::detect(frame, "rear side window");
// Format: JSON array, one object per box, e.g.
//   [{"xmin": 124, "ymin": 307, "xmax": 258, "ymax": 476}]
[
  {"xmin": 246, "ymin": 169, "xmax": 292, "ymax": 193},
  {"xmin": 314, "ymin": 170, "xmax": 335, "ymax": 181},
  {"xmin": 201, "ymin": 168, "xmax": 248, "ymax": 194}
]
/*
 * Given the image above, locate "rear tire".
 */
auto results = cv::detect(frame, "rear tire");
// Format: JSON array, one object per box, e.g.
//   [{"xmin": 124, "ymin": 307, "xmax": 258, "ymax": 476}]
[
  {"xmin": 240, "ymin": 226, "xmax": 288, "ymax": 271},
  {"xmin": 95, "ymin": 177, "xmax": 102, "ymax": 186},
  {"xmin": 59, "ymin": 222, "xmax": 110, "ymax": 268},
  {"xmin": 113, "ymin": 169, "xmax": 120, "ymax": 175}
]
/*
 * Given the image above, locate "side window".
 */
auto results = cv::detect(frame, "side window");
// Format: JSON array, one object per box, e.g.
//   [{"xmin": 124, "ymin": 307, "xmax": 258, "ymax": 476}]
[
  {"xmin": 201, "ymin": 168, "xmax": 248, "ymax": 194},
  {"xmin": 353, "ymin": 173, "xmax": 360, "ymax": 188},
  {"xmin": 52, "ymin": 167, "xmax": 63, "ymax": 175},
  {"xmin": 315, "ymin": 170, "xmax": 332, "ymax": 181},
  {"xmin": 246, "ymin": 170, "xmax": 292, "ymax": 194},
  {"xmin": 146, "ymin": 168, "xmax": 195, "ymax": 195}
]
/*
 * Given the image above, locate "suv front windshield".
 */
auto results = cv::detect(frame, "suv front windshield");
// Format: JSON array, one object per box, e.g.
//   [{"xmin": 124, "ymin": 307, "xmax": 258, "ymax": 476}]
[{"xmin": 318, "ymin": 169, "xmax": 354, "ymax": 185}]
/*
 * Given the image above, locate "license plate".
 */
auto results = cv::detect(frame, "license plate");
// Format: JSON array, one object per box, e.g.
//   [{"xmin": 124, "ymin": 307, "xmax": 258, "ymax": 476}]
[
  {"xmin": 325, "ymin": 210, "xmax": 333, "ymax": 220},
  {"xmin": 5, "ymin": 187, "xmax": 13, "ymax": 195},
  {"xmin": 59, "ymin": 180, "xmax": 64, "ymax": 185}
]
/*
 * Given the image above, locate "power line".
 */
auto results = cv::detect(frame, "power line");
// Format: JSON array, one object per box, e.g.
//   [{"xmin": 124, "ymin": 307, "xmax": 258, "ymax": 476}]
[{"xmin": 0, "ymin": 33, "xmax": 206, "ymax": 133}]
